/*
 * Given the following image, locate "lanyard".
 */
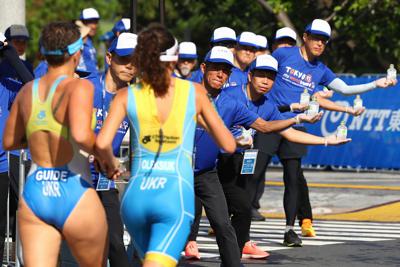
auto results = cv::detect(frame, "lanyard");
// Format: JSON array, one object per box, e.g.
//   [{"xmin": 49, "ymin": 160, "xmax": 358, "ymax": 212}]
[{"xmin": 100, "ymin": 75, "xmax": 117, "ymax": 122}]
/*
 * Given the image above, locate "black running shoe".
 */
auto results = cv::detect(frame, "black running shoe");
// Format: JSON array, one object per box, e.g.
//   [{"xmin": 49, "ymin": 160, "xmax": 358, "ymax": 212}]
[
  {"xmin": 251, "ymin": 209, "xmax": 266, "ymax": 221},
  {"xmin": 283, "ymin": 229, "xmax": 302, "ymax": 247}
]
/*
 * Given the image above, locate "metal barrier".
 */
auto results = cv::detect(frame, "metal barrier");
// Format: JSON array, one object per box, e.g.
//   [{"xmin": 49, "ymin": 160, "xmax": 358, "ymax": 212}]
[{"xmin": 3, "ymin": 150, "xmax": 27, "ymax": 267}]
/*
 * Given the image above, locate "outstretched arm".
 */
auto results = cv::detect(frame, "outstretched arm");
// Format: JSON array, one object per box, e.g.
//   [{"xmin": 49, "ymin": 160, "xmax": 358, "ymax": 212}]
[
  {"xmin": 195, "ymin": 84, "xmax": 236, "ymax": 153},
  {"xmin": 95, "ymin": 88, "xmax": 128, "ymax": 178},
  {"xmin": 327, "ymin": 77, "xmax": 397, "ymax": 96},
  {"xmin": 280, "ymin": 127, "xmax": 351, "ymax": 146}
]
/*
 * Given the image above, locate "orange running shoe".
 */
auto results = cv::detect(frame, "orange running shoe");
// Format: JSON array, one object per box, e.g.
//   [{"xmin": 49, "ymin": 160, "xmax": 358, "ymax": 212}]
[
  {"xmin": 242, "ymin": 241, "xmax": 270, "ymax": 259},
  {"xmin": 301, "ymin": 219, "xmax": 316, "ymax": 237},
  {"xmin": 184, "ymin": 241, "xmax": 201, "ymax": 260}
]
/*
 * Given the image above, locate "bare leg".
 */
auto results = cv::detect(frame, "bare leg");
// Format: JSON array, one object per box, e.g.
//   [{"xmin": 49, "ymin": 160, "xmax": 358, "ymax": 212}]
[
  {"xmin": 18, "ymin": 197, "xmax": 62, "ymax": 267},
  {"xmin": 63, "ymin": 188, "xmax": 108, "ymax": 267}
]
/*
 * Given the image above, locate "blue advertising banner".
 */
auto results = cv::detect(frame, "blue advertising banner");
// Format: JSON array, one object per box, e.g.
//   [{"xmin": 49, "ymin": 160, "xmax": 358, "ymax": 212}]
[{"xmin": 302, "ymin": 76, "xmax": 400, "ymax": 169}]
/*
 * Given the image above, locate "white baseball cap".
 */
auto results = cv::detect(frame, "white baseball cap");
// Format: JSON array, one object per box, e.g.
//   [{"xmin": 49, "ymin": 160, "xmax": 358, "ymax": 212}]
[
  {"xmin": 80, "ymin": 8, "xmax": 100, "ymax": 20},
  {"xmin": 249, "ymin": 54, "xmax": 278, "ymax": 72},
  {"xmin": 112, "ymin": 18, "xmax": 131, "ymax": 34},
  {"xmin": 211, "ymin": 27, "xmax": 237, "ymax": 43},
  {"xmin": 237, "ymin": 31, "xmax": 258, "ymax": 48},
  {"xmin": 305, "ymin": 19, "xmax": 331, "ymax": 38},
  {"xmin": 178, "ymin": 42, "xmax": 197, "ymax": 59},
  {"xmin": 275, "ymin": 27, "xmax": 297, "ymax": 42},
  {"xmin": 204, "ymin": 46, "xmax": 234, "ymax": 67},
  {"xmin": 255, "ymin": 35, "xmax": 268, "ymax": 49},
  {"xmin": 108, "ymin": 32, "xmax": 137, "ymax": 56}
]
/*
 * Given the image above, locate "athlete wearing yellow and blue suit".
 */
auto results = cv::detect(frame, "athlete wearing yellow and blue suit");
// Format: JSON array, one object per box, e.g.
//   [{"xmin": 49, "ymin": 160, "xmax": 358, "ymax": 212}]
[
  {"xmin": 22, "ymin": 76, "xmax": 92, "ymax": 229},
  {"xmin": 121, "ymin": 78, "xmax": 196, "ymax": 267}
]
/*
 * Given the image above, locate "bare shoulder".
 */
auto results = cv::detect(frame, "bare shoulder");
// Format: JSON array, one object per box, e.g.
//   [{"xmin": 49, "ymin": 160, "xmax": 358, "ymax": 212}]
[
  {"xmin": 193, "ymin": 82, "xmax": 207, "ymax": 95},
  {"xmin": 15, "ymin": 81, "xmax": 34, "ymax": 103}
]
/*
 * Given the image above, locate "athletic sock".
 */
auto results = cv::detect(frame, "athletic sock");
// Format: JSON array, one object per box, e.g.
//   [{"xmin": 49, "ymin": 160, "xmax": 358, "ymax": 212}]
[{"xmin": 285, "ymin": 225, "xmax": 294, "ymax": 232}]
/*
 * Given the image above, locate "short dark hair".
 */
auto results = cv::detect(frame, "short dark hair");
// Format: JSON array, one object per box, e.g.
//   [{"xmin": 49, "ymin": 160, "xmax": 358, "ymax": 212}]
[{"xmin": 41, "ymin": 21, "xmax": 80, "ymax": 66}]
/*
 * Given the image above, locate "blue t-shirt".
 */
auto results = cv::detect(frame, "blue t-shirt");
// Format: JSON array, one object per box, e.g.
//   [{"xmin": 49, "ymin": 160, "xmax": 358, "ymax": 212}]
[
  {"xmin": 172, "ymin": 69, "xmax": 203, "ymax": 83},
  {"xmin": 194, "ymin": 89, "xmax": 258, "ymax": 173},
  {"xmin": 78, "ymin": 37, "xmax": 98, "ymax": 74},
  {"xmin": 91, "ymin": 74, "xmax": 130, "ymax": 187},
  {"xmin": 268, "ymin": 46, "xmax": 336, "ymax": 119},
  {"xmin": 34, "ymin": 60, "xmax": 48, "ymax": 78},
  {"xmin": 187, "ymin": 69, "xmax": 203, "ymax": 83},
  {"xmin": 0, "ymin": 78, "xmax": 23, "ymax": 172},
  {"xmin": 224, "ymin": 84, "xmax": 284, "ymax": 151},
  {"xmin": 0, "ymin": 58, "xmax": 33, "ymax": 81},
  {"xmin": 223, "ymin": 66, "xmax": 248, "ymax": 88}
]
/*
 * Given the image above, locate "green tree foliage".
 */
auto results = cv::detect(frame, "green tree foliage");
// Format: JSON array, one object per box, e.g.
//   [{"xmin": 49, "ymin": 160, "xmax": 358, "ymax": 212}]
[
  {"xmin": 25, "ymin": 0, "xmax": 400, "ymax": 74},
  {"xmin": 25, "ymin": 0, "xmax": 118, "ymax": 64}
]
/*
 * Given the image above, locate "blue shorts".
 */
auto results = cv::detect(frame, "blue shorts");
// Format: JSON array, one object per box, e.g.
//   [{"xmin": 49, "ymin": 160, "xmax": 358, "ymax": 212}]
[
  {"xmin": 23, "ymin": 165, "xmax": 92, "ymax": 229},
  {"xmin": 121, "ymin": 173, "xmax": 194, "ymax": 267}
]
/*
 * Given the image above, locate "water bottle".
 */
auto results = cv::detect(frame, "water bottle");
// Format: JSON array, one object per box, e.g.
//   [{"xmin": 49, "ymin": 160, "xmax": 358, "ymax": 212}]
[
  {"xmin": 387, "ymin": 64, "xmax": 397, "ymax": 81},
  {"xmin": 241, "ymin": 128, "xmax": 253, "ymax": 143},
  {"xmin": 300, "ymin": 88, "xmax": 310, "ymax": 105},
  {"xmin": 307, "ymin": 96, "xmax": 319, "ymax": 116},
  {"xmin": 336, "ymin": 121, "xmax": 347, "ymax": 140},
  {"xmin": 353, "ymin": 95, "xmax": 363, "ymax": 111}
]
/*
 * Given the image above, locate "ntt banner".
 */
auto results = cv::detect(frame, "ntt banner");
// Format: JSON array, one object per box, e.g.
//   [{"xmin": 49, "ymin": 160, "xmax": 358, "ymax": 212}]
[{"xmin": 303, "ymin": 76, "xmax": 400, "ymax": 169}]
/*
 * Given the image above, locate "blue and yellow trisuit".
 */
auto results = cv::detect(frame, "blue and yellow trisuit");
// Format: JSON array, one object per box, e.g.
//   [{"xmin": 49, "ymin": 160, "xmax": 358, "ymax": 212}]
[
  {"xmin": 121, "ymin": 78, "xmax": 196, "ymax": 267},
  {"xmin": 23, "ymin": 76, "xmax": 93, "ymax": 229}
]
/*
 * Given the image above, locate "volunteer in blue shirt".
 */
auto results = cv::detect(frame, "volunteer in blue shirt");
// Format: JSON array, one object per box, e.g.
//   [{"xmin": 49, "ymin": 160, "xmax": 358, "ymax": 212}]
[
  {"xmin": 79, "ymin": 7, "xmax": 100, "ymax": 73},
  {"xmin": 0, "ymin": 25, "xmax": 33, "ymax": 81},
  {"xmin": 92, "ymin": 32, "xmax": 137, "ymax": 267},
  {"xmin": 225, "ymin": 31, "xmax": 258, "ymax": 88},
  {"xmin": 262, "ymin": 19, "xmax": 397, "ymax": 247},
  {"xmin": 173, "ymin": 41, "xmax": 202, "ymax": 82},
  {"xmin": 210, "ymin": 26, "xmax": 237, "ymax": 52},
  {"xmin": 0, "ymin": 77, "xmax": 23, "ymax": 263},
  {"xmin": 221, "ymin": 54, "xmax": 351, "ymax": 254},
  {"xmin": 185, "ymin": 47, "xmax": 326, "ymax": 262}
]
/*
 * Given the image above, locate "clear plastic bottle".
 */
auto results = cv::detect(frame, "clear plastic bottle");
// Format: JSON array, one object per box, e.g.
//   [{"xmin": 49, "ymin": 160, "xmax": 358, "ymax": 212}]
[
  {"xmin": 307, "ymin": 96, "xmax": 319, "ymax": 116},
  {"xmin": 336, "ymin": 121, "xmax": 347, "ymax": 140},
  {"xmin": 300, "ymin": 88, "xmax": 310, "ymax": 105},
  {"xmin": 387, "ymin": 64, "xmax": 397, "ymax": 81},
  {"xmin": 241, "ymin": 128, "xmax": 253, "ymax": 143},
  {"xmin": 353, "ymin": 95, "xmax": 363, "ymax": 111}
]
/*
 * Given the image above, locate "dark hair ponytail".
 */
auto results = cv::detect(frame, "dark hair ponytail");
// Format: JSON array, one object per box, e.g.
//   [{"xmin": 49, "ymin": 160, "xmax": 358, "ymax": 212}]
[{"xmin": 133, "ymin": 23, "xmax": 175, "ymax": 96}]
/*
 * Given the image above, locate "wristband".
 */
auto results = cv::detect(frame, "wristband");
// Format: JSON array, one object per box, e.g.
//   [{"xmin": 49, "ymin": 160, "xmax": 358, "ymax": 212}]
[
  {"xmin": 324, "ymin": 138, "xmax": 328, "ymax": 147},
  {"xmin": 345, "ymin": 106, "xmax": 349, "ymax": 113},
  {"xmin": 290, "ymin": 104, "xmax": 294, "ymax": 112}
]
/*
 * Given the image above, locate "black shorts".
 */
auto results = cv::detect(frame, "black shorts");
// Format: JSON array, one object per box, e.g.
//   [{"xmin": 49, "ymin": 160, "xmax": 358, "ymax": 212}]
[{"xmin": 253, "ymin": 127, "xmax": 308, "ymax": 159}]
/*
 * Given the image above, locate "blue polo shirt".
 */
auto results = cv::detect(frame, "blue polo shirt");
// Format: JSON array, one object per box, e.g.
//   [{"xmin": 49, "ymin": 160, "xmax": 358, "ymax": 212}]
[
  {"xmin": 91, "ymin": 74, "xmax": 130, "ymax": 188},
  {"xmin": 225, "ymin": 84, "xmax": 284, "ymax": 151},
  {"xmin": 34, "ymin": 60, "xmax": 48, "ymax": 78},
  {"xmin": 0, "ymin": 78, "xmax": 23, "ymax": 172},
  {"xmin": 78, "ymin": 37, "xmax": 98, "ymax": 74},
  {"xmin": 224, "ymin": 66, "xmax": 248, "ymax": 88},
  {"xmin": 268, "ymin": 46, "xmax": 336, "ymax": 119},
  {"xmin": 194, "ymin": 89, "xmax": 258, "ymax": 174},
  {"xmin": 172, "ymin": 69, "xmax": 203, "ymax": 83}
]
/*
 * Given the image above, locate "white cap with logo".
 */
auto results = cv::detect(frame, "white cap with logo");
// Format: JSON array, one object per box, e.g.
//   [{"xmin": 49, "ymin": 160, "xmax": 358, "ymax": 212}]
[
  {"xmin": 237, "ymin": 31, "xmax": 258, "ymax": 48},
  {"xmin": 275, "ymin": 27, "xmax": 297, "ymax": 41},
  {"xmin": 255, "ymin": 35, "xmax": 268, "ymax": 49},
  {"xmin": 204, "ymin": 46, "xmax": 234, "ymax": 67},
  {"xmin": 249, "ymin": 54, "xmax": 278, "ymax": 72},
  {"xmin": 211, "ymin": 27, "xmax": 237, "ymax": 43},
  {"xmin": 80, "ymin": 8, "xmax": 100, "ymax": 20},
  {"xmin": 305, "ymin": 19, "xmax": 331, "ymax": 38},
  {"xmin": 178, "ymin": 42, "xmax": 197, "ymax": 59},
  {"xmin": 108, "ymin": 32, "xmax": 137, "ymax": 57}
]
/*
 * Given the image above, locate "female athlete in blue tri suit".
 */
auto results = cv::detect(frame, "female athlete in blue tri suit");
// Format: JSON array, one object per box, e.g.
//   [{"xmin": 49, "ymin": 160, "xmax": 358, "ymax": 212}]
[
  {"xmin": 3, "ymin": 22, "xmax": 116, "ymax": 267},
  {"xmin": 96, "ymin": 24, "xmax": 236, "ymax": 267}
]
